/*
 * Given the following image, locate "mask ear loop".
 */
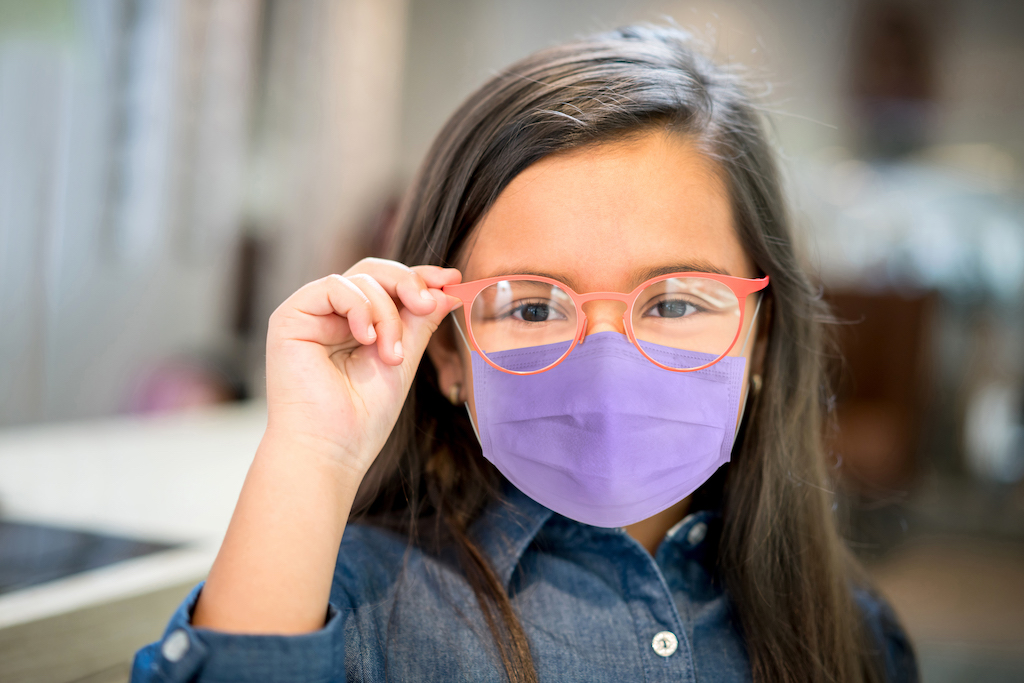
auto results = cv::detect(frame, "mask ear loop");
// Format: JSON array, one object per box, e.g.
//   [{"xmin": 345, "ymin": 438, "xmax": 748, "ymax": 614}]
[
  {"xmin": 731, "ymin": 293, "xmax": 764, "ymax": 449},
  {"xmin": 450, "ymin": 313, "xmax": 484, "ymax": 445}
]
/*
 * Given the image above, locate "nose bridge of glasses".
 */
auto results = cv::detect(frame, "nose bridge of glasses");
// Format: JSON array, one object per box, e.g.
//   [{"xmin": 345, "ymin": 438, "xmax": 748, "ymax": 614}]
[{"xmin": 578, "ymin": 295, "xmax": 629, "ymax": 341}]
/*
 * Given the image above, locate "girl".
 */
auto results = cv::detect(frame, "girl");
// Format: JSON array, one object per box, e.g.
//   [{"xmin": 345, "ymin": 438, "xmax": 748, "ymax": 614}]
[{"xmin": 134, "ymin": 25, "xmax": 916, "ymax": 683}]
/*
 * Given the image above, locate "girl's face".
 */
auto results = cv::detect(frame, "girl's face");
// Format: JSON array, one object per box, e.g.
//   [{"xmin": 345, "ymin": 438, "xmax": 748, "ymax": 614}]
[{"xmin": 429, "ymin": 129, "xmax": 764, "ymax": 431}]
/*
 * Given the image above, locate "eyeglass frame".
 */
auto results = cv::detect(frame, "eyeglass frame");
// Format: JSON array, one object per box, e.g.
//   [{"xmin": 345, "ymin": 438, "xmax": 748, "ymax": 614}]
[{"xmin": 442, "ymin": 272, "xmax": 770, "ymax": 375}]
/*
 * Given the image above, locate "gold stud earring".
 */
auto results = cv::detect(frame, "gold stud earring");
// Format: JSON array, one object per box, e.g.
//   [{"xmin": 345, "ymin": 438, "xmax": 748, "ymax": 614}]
[
  {"xmin": 447, "ymin": 384, "xmax": 461, "ymax": 405},
  {"xmin": 751, "ymin": 374, "xmax": 763, "ymax": 395}
]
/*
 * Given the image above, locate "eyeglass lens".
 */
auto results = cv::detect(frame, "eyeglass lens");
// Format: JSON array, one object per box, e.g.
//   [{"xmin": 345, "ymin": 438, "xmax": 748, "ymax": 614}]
[{"xmin": 469, "ymin": 278, "xmax": 743, "ymax": 372}]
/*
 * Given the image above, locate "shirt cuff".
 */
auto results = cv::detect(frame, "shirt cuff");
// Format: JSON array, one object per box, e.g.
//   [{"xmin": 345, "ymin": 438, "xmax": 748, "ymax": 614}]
[{"xmin": 131, "ymin": 582, "xmax": 346, "ymax": 683}]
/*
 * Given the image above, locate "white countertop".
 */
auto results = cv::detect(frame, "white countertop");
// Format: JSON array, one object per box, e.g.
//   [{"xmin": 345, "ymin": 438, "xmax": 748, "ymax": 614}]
[{"xmin": 0, "ymin": 401, "xmax": 266, "ymax": 628}]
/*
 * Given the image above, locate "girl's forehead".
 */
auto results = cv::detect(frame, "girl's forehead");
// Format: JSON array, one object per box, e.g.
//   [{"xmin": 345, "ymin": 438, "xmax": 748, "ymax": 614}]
[{"xmin": 459, "ymin": 130, "xmax": 756, "ymax": 290}]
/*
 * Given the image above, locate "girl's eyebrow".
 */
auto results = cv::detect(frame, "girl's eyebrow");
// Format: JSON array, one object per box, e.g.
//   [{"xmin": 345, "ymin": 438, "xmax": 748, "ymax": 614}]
[
  {"xmin": 481, "ymin": 260, "xmax": 733, "ymax": 292},
  {"xmin": 632, "ymin": 261, "xmax": 732, "ymax": 283},
  {"xmin": 482, "ymin": 269, "xmax": 586, "ymax": 292}
]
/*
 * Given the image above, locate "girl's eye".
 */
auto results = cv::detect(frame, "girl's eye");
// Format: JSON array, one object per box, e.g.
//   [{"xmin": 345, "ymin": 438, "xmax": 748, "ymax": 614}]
[
  {"xmin": 510, "ymin": 301, "xmax": 566, "ymax": 322},
  {"xmin": 643, "ymin": 298, "xmax": 700, "ymax": 318}
]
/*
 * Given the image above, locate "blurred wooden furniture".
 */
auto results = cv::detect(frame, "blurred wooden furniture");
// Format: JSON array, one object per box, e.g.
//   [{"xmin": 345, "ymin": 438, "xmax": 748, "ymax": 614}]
[{"xmin": 826, "ymin": 289, "xmax": 936, "ymax": 492}]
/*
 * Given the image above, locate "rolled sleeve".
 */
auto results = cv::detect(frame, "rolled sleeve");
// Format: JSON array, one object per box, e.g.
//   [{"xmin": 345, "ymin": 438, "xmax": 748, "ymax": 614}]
[{"xmin": 131, "ymin": 583, "xmax": 347, "ymax": 683}]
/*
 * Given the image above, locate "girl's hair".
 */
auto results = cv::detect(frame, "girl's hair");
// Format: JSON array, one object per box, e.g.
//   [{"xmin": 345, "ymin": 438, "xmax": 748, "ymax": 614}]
[{"xmin": 354, "ymin": 24, "xmax": 882, "ymax": 683}]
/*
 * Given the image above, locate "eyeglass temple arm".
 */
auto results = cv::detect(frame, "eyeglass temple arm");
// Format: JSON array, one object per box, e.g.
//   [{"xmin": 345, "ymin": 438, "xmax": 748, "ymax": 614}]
[
  {"xmin": 739, "ymin": 293, "xmax": 764, "ymax": 357},
  {"xmin": 451, "ymin": 313, "xmax": 473, "ymax": 353}
]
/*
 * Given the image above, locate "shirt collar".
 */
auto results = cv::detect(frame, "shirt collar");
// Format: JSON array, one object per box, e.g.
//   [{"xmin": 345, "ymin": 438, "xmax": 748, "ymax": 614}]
[
  {"xmin": 468, "ymin": 482, "xmax": 553, "ymax": 587},
  {"xmin": 469, "ymin": 481, "xmax": 722, "ymax": 587}
]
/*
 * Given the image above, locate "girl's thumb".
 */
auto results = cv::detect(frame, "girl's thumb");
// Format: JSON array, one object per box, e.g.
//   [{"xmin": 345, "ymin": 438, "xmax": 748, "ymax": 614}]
[{"xmin": 401, "ymin": 288, "xmax": 462, "ymax": 355}]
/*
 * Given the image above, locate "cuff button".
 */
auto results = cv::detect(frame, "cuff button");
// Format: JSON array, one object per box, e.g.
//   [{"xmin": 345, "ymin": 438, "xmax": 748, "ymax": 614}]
[{"xmin": 161, "ymin": 629, "xmax": 191, "ymax": 662}]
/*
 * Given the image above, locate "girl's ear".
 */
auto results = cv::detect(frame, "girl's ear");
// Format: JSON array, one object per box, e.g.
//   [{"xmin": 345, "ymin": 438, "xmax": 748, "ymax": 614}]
[{"xmin": 426, "ymin": 316, "xmax": 466, "ymax": 401}]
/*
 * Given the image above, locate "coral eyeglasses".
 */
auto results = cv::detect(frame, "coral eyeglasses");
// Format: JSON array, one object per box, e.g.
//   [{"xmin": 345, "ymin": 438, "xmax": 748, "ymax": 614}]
[{"xmin": 443, "ymin": 272, "xmax": 768, "ymax": 375}]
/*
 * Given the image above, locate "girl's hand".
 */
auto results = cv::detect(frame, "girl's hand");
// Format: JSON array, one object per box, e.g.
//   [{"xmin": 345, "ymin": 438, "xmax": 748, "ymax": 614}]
[
  {"xmin": 194, "ymin": 260, "xmax": 461, "ymax": 634},
  {"xmin": 264, "ymin": 258, "xmax": 462, "ymax": 476}
]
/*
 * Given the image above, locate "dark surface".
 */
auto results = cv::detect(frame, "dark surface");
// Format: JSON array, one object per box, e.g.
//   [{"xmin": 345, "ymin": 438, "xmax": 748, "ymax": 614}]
[{"xmin": 0, "ymin": 520, "xmax": 176, "ymax": 594}]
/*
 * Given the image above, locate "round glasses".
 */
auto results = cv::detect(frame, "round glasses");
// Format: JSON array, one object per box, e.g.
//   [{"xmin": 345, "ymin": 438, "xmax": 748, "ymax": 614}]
[{"xmin": 442, "ymin": 272, "xmax": 769, "ymax": 374}]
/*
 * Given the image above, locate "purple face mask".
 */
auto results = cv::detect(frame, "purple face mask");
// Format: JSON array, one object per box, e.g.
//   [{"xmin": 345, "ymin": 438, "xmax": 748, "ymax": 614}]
[{"xmin": 464, "ymin": 331, "xmax": 749, "ymax": 528}]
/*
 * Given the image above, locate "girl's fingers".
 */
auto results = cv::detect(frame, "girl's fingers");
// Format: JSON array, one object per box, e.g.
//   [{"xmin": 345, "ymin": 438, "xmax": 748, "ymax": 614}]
[
  {"xmin": 402, "ymin": 287, "xmax": 463, "ymax": 352},
  {"xmin": 346, "ymin": 258, "xmax": 432, "ymax": 315},
  {"xmin": 346, "ymin": 258, "xmax": 461, "ymax": 315},
  {"xmin": 346, "ymin": 274, "xmax": 406, "ymax": 365},
  {"xmin": 281, "ymin": 275, "xmax": 378, "ymax": 346},
  {"xmin": 277, "ymin": 262, "xmax": 463, "ymax": 359},
  {"xmin": 410, "ymin": 264, "xmax": 462, "ymax": 289}
]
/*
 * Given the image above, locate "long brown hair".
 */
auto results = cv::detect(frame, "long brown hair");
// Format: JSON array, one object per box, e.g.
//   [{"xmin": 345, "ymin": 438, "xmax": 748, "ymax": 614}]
[{"xmin": 354, "ymin": 24, "xmax": 883, "ymax": 683}]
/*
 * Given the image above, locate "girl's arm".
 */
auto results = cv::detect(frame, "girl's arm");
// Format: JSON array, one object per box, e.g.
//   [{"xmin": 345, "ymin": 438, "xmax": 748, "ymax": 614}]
[{"xmin": 191, "ymin": 260, "xmax": 462, "ymax": 634}]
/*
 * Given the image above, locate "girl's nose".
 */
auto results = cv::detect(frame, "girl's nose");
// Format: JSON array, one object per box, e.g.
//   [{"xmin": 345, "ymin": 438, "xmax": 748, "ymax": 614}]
[{"xmin": 579, "ymin": 301, "xmax": 627, "ymax": 341}]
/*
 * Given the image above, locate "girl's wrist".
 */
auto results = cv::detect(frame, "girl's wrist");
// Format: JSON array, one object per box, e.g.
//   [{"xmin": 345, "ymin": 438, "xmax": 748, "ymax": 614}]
[
  {"xmin": 256, "ymin": 426, "xmax": 373, "ymax": 493},
  {"xmin": 195, "ymin": 426, "xmax": 359, "ymax": 634}
]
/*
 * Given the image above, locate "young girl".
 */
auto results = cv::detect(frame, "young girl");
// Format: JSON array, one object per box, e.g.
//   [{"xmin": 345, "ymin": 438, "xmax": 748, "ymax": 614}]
[{"xmin": 133, "ymin": 25, "xmax": 916, "ymax": 683}]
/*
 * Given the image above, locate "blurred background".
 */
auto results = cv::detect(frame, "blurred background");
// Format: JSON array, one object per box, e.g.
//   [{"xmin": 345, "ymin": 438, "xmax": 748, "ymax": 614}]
[{"xmin": 0, "ymin": 0, "xmax": 1021, "ymax": 681}]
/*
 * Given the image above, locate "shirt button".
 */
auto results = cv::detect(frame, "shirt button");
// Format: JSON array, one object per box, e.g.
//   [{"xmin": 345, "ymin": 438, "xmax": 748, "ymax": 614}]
[
  {"xmin": 161, "ymin": 629, "xmax": 191, "ymax": 662},
  {"xmin": 686, "ymin": 521, "xmax": 707, "ymax": 546},
  {"xmin": 652, "ymin": 630, "xmax": 678, "ymax": 657}
]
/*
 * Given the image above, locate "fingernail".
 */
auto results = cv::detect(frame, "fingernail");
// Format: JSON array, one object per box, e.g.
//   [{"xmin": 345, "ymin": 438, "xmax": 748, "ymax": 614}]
[
  {"xmin": 367, "ymin": 324, "xmax": 376, "ymax": 340},
  {"xmin": 394, "ymin": 341, "xmax": 404, "ymax": 358},
  {"xmin": 420, "ymin": 289, "xmax": 434, "ymax": 301}
]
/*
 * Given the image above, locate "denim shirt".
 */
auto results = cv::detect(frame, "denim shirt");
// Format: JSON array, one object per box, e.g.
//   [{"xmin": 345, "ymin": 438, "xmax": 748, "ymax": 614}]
[{"xmin": 132, "ymin": 485, "xmax": 917, "ymax": 682}]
